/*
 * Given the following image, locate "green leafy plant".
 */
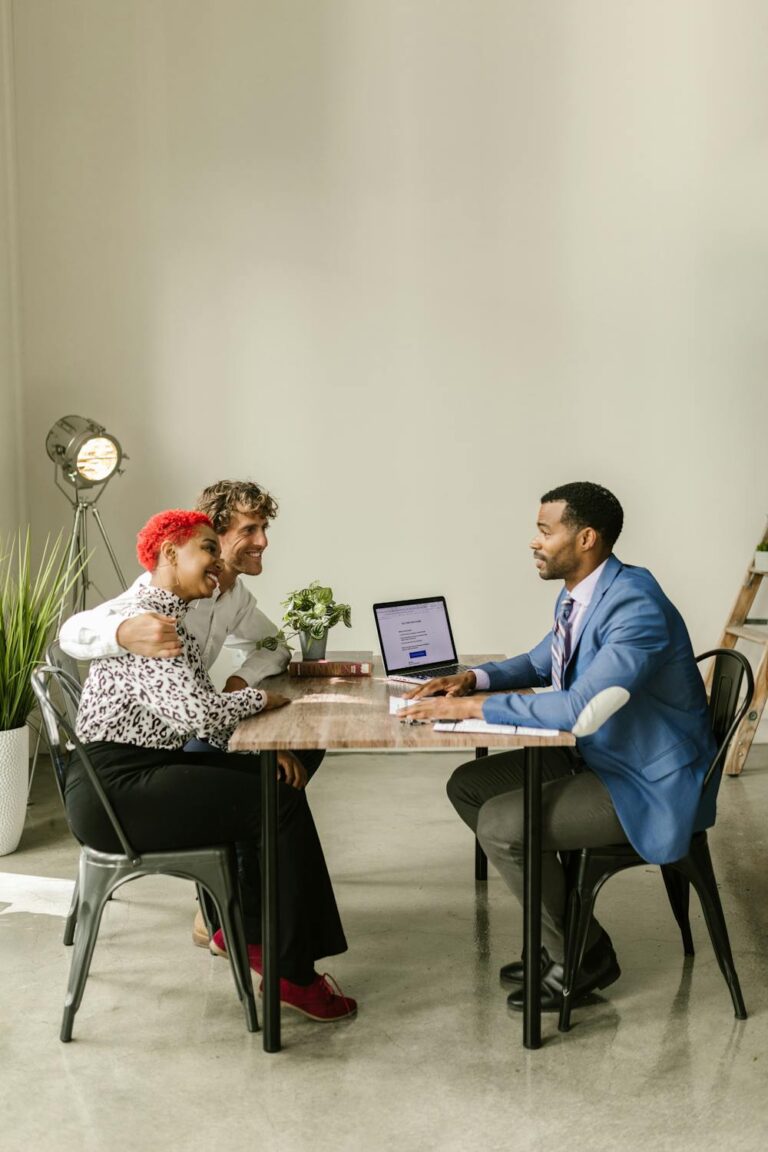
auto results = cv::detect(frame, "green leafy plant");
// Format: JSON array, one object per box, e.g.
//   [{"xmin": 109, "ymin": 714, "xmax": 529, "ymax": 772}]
[
  {"xmin": 0, "ymin": 532, "xmax": 84, "ymax": 731},
  {"xmin": 282, "ymin": 582, "xmax": 351, "ymax": 639},
  {"xmin": 256, "ymin": 581, "xmax": 352, "ymax": 651},
  {"xmin": 756, "ymin": 542, "xmax": 768, "ymax": 553}
]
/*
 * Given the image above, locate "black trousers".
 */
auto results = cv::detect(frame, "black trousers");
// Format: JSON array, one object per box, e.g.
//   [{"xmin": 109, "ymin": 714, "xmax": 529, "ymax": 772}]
[
  {"xmin": 65, "ymin": 742, "xmax": 346, "ymax": 984},
  {"xmin": 447, "ymin": 747, "xmax": 628, "ymax": 960},
  {"xmin": 184, "ymin": 743, "xmax": 325, "ymax": 936}
]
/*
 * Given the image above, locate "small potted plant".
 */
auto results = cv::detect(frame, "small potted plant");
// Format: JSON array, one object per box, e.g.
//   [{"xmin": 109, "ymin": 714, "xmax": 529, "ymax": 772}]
[
  {"xmin": 281, "ymin": 581, "xmax": 352, "ymax": 660},
  {"xmin": 755, "ymin": 541, "xmax": 768, "ymax": 573},
  {"xmin": 0, "ymin": 532, "xmax": 83, "ymax": 854}
]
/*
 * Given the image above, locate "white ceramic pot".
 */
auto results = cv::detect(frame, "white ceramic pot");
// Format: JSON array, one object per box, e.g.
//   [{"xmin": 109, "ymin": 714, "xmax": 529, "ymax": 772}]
[
  {"xmin": 0, "ymin": 726, "xmax": 30, "ymax": 855},
  {"xmin": 754, "ymin": 550, "xmax": 768, "ymax": 573}
]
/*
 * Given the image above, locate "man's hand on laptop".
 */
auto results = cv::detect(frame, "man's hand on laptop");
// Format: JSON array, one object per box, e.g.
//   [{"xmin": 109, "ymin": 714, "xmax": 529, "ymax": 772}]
[
  {"xmin": 399, "ymin": 695, "xmax": 484, "ymax": 722},
  {"xmin": 116, "ymin": 613, "xmax": 182, "ymax": 658},
  {"xmin": 404, "ymin": 670, "xmax": 477, "ymax": 700}
]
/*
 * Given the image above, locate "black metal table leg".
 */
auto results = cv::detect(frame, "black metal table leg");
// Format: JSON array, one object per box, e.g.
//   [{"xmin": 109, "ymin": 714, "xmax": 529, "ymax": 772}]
[
  {"xmin": 474, "ymin": 747, "xmax": 489, "ymax": 881},
  {"xmin": 261, "ymin": 749, "xmax": 280, "ymax": 1052},
  {"xmin": 523, "ymin": 745, "xmax": 542, "ymax": 1049}
]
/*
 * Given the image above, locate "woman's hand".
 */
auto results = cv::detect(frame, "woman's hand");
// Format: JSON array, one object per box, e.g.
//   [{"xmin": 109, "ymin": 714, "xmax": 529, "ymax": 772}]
[
  {"xmin": 262, "ymin": 692, "xmax": 290, "ymax": 710},
  {"xmin": 277, "ymin": 752, "xmax": 308, "ymax": 789}
]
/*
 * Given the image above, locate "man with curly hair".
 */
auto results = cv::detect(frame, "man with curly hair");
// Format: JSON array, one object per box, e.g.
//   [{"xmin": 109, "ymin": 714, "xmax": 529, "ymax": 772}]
[{"xmin": 59, "ymin": 479, "xmax": 323, "ymax": 949}]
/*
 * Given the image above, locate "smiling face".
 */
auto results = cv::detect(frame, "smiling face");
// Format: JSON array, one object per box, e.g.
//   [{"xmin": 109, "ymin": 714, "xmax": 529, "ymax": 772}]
[
  {"xmin": 161, "ymin": 524, "xmax": 222, "ymax": 601},
  {"xmin": 217, "ymin": 507, "xmax": 270, "ymax": 579},
  {"xmin": 530, "ymin": 501, "xmax": 593, "ymax": 586}
]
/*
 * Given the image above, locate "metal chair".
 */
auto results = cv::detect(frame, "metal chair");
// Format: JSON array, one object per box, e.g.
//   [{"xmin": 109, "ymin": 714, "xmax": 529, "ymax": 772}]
[
  {"xmin": 45, "ymin": 641, "xmax": 84, "ymax": 945},
  {"xmin": 559, "ymin": 648, "xmax": 754, "ymax": 1032},
  {"xmin": 45, "ymin": 641, "xmax": 213, "ymax": 946},
  {"xmin": 45, "ymin": 639, "xmax": 83, "ymax": 705},
  {"xmin": 31, "ymin": 663, "xmax": 258, "ymax": 1042}
]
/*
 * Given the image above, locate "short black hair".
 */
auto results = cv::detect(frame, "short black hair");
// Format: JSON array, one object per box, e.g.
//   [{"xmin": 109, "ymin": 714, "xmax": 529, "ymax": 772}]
[{"xmin": 540, "ymin": 481, "xmax": 624, "ymax": 549}]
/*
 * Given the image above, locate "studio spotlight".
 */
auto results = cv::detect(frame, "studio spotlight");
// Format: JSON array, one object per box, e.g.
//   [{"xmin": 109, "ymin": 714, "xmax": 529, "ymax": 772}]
[
  {"xmin": 46, "ymin": 414, "xmax": 122, "ymax": 487},
  {"xmin": 46, "ymin": 415, "xmax": 129, "ymax": 616}
]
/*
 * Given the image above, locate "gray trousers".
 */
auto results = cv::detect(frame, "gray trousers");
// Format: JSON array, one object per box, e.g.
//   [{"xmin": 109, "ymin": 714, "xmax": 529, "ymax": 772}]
[{"xmin": 447, "ymin": 748, "xmax": 628, "ymax": 961}]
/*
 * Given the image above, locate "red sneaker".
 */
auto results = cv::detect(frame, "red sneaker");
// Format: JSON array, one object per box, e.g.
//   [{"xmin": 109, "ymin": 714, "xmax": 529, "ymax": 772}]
[
  {"xmin": 268, "ymin": 972, "xmax": 357, "ymax": 1022},
  {"xmin": 209, "ymin": 929, "xmax": 262, "ymax": 975}
]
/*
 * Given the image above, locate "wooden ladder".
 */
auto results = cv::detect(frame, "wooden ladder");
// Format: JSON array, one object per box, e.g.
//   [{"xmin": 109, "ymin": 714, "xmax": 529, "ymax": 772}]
[{"xmin": 713, "ymin": 521, "xmax": 768, "ymax": 775}]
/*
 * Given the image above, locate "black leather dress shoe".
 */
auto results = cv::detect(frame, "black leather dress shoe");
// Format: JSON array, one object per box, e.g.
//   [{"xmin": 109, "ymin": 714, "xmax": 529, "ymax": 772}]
[
  {"xmin": 506, "ymin": 944, "xmax": 621, "ymax": 1013},
  {"xmin": 499, "ymin": 947, "xmax": 552, "ymax": 988},
  {"xmin": 499, "ymin": 930, "xmax": 614, "ymax": 988}
]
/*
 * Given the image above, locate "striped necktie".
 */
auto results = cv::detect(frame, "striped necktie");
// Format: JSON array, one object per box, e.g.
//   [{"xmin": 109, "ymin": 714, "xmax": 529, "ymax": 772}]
[{"xmin": 551, "ymin": 595, "xmax": 574, "ymax": 691}]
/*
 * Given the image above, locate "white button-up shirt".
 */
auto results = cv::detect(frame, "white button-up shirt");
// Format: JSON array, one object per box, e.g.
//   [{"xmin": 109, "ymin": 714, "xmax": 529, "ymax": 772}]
[{"xmin": 59, "ymin": 571, "xmax": 291, "ymax": 686}]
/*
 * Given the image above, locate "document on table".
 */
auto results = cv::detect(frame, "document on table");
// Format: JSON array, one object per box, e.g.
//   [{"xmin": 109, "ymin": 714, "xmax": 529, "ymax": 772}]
[
  {"xmin": 389, "ymin": 697, "xmax": 559, "ymax": 736},
  {"xmin": 433, "ymin": 720, "xmax": 560, "ymax": 736}
]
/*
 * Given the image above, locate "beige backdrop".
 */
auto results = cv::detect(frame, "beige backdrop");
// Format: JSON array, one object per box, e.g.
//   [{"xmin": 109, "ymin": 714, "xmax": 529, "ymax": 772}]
[{"xmin": 2, "ymin": 1, "xmax": 767, "ymax": 717}]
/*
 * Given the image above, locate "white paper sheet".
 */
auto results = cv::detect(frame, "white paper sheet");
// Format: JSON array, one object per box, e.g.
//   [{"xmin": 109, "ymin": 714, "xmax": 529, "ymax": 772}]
[{"xmin": 433, "ymin": 719, "xmax": 560, "ymax": 737}]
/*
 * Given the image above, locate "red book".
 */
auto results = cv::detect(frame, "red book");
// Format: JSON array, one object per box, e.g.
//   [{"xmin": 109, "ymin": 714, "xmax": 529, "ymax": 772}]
[{"xmin": 288, "ymin": 651, "xmax": 374, "ymax": 678}]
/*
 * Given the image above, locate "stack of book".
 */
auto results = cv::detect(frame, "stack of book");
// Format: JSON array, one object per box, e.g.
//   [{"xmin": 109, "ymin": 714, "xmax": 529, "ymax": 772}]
[{"xmin": 288, "ymin": 650, "xmax": 374, "ymax": 678}]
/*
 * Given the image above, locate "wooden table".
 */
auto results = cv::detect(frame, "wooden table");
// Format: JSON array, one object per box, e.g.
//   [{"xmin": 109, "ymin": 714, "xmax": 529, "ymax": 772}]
[{"xmin": 229, "ymin": 657, "xmax": 575, "ymax": 1052}]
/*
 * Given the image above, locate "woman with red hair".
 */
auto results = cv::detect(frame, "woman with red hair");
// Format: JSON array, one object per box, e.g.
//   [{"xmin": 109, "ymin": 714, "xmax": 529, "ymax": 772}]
[
  {"xmin": 135, "ymin": 508, "xmax": 214, "ymax": 571},
  {"xmin": 68, "ymin": 510, "xmax": 355, "ymax": 1022}
]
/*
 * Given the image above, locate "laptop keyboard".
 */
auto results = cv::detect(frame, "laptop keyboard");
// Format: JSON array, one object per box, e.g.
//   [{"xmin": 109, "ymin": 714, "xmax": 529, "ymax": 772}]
[{"xmin": 406, "ymin": 663, "xmax": 470, "ymax": 680}]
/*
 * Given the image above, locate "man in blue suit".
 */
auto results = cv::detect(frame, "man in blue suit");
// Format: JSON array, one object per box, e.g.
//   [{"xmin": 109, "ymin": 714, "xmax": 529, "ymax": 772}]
[{"xmin": 403, "ymin": 481, "xmax": 716, "ymax": 1012}]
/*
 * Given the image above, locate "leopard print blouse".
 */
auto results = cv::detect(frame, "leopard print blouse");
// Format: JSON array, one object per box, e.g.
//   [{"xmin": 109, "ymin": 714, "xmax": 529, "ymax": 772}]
[{"xmin": 75, "ymin": 585, "xmax": 266, "ymax": 751}]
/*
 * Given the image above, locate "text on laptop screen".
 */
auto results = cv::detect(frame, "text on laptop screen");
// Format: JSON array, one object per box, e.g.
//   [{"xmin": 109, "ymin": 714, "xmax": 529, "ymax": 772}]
[{"xmin": 376, "ymin": 601, "xmax": 456, "ymax": 669}]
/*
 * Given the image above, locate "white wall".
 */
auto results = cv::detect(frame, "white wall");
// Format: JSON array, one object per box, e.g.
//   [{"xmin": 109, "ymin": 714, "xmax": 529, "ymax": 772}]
[
  {"xmin": 0, "ymin": 0, "xmax": 23, "ymax": 536},
  {"xmin": 8, "ymin": 2, "xmax": 768, "ymax": 673}
]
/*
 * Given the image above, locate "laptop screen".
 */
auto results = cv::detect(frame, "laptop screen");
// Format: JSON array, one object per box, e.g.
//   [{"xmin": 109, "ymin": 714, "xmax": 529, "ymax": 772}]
[{"xmin": 373, "ymin": 597, "xmax": 459, "ymax": 673}]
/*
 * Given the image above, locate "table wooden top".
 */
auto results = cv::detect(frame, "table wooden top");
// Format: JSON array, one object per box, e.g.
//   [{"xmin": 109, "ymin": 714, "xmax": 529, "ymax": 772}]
[{"xmin": 229, "ymin": 656, "xmax": 576, "ymax": 752}]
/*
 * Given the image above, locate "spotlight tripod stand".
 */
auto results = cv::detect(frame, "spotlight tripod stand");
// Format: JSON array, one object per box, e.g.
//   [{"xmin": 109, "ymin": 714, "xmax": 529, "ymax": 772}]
[
  {"xmin": 28, "ymin": 476, "xmax": 130, "ymax": 798},
  {"xmin": 55, "ymin": 473, "xmax": 128, "ymax": 627}
]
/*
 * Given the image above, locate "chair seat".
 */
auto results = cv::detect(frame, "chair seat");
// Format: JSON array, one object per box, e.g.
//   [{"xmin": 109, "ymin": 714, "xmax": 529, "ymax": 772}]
[
  {"xmin": 581, "ymin": 842, "xmax": 643, "ymax": 859},
  {"xmin": 81, "ymin": 842, "xmax": 237, "ymax": 879}
]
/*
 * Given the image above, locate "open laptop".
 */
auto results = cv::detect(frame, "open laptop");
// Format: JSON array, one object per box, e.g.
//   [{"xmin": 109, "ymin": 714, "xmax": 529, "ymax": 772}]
[{"xmin": 373, "ymin": 596, "xmax": 471, "ymax": 684}]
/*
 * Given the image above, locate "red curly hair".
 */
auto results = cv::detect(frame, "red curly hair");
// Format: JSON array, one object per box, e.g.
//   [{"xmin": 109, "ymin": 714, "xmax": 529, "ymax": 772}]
[{"xmin": 136, "ymin": 510, "xmax": 214, "ymax": 572}]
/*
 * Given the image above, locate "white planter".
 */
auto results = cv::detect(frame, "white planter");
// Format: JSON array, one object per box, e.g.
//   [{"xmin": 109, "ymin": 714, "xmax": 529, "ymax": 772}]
[
  {"xmin": 0, "ymin": 727, "xmax": 30, "ymax": 855},
  {"xmin": 754, "ymin": 550, "xmax": 768, "ymax": 573}
]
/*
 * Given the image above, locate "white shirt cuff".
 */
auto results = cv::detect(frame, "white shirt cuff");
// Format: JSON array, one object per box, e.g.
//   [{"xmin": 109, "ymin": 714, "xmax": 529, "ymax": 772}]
[{"xmin": 472, "ymin": 667, "xmax": 490, "ymax": 691}]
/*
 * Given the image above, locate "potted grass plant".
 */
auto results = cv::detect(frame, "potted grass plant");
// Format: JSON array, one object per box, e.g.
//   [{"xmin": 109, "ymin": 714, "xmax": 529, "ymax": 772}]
[
  {"xmin": 754, "ymin": 541, "xmax": 768, "ymax": 574},
  {"xmin": 0, "ymin": 531, "xmax": 83, "ymax": 854}
]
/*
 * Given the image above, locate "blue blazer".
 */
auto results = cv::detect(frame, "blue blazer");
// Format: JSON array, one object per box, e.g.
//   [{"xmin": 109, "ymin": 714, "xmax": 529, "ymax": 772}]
[{"xmin": 479, "ymin": 555, "xmax": 717, "ymax": 864}]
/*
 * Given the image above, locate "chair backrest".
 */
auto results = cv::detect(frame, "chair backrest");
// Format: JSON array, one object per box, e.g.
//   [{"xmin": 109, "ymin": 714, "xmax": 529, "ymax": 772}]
[
  {"xmin": 35, "ymin": 663, "xmax": 82, "ymax": 803},
  {"xmin": 46, "ymin": 638, "xmax": 82, "ymax": 681},
  {"xmin": 696, "ymin": 648, "xmax": 754, "ymax": 789},
  {"xmin": 46, "ymin": 640, "xmax": 84, "ymax": 729},
  {"xmin": 30, "ymin": 664, "xmax": 140, "ymax": 863}
]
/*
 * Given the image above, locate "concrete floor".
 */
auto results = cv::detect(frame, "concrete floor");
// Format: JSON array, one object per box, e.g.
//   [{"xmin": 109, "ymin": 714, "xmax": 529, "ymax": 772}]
[{"xmin": 2, "ymin": 745, "xmax": 767, "ymax": 1152}]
